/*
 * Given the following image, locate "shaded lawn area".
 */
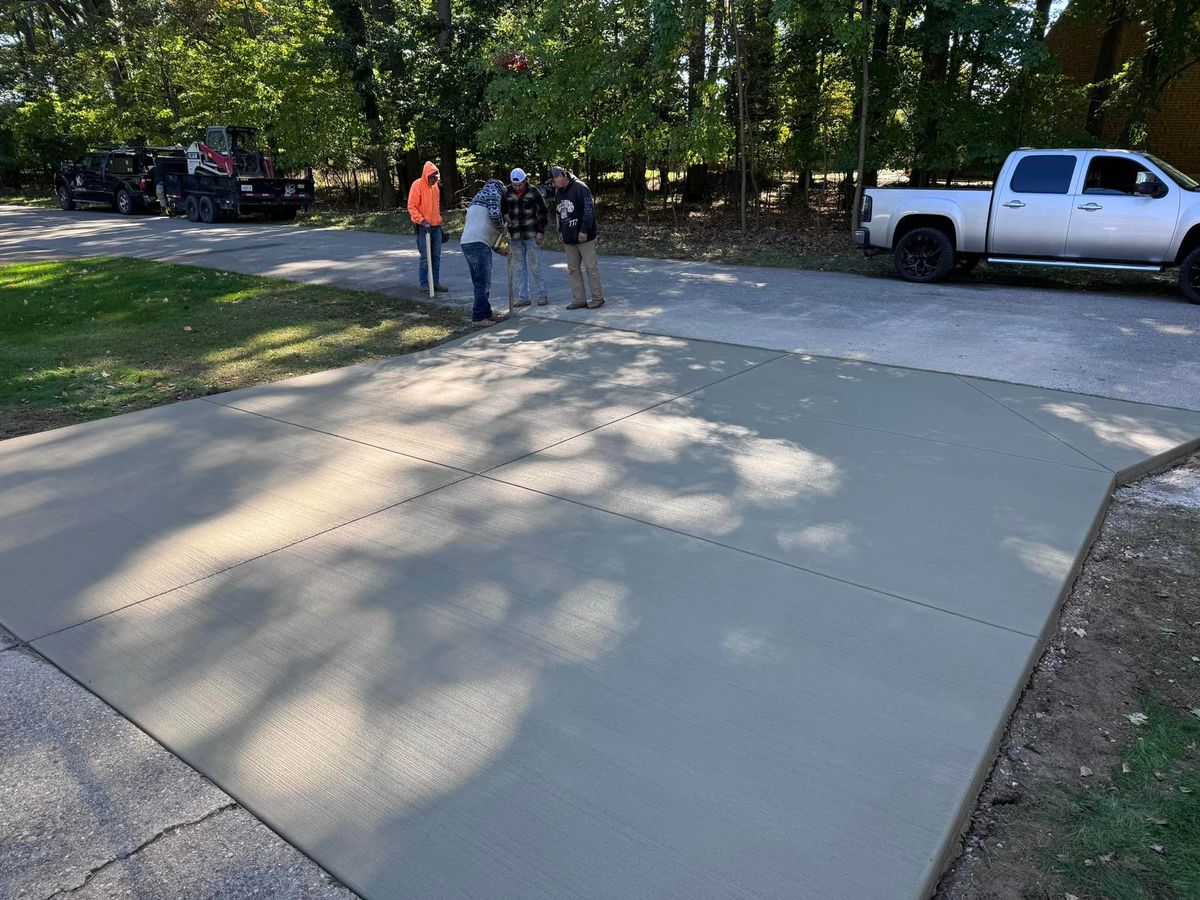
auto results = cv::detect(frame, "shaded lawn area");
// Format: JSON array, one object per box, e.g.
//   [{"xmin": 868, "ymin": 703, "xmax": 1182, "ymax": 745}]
[
  {"xmin": 0, "ymin": 257, "xmax": 477, "ymax": 439},
  {"xmin": 1052, "ymin": 701, "xmax": 1200, "ymax": 899}
]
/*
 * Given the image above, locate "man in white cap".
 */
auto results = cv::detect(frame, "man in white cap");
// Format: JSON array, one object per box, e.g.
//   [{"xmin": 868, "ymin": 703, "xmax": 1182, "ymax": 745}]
[{"xmin": 502, "ymin": 167, "xmax": 549, "ymax": 307}]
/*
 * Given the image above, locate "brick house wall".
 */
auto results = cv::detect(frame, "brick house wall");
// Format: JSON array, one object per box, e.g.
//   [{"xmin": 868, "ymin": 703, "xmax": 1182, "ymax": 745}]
[{"xmin": 1047, "ymin": 6, "xmax": 1200, "ymax": 177}]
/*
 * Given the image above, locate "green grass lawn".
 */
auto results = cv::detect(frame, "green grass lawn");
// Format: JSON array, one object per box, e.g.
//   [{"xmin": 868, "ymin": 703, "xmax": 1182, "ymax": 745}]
[
  {"xmin": 1050, "ymin": 702, "xmax": 1200, "ymax": 899},
  {"xmin": 0, "ymin": 257, "xmax": 476, "ymax": 439},
  {"xmin": 0, "ymin": 191, "xmax": 56, "ymax": 208}
]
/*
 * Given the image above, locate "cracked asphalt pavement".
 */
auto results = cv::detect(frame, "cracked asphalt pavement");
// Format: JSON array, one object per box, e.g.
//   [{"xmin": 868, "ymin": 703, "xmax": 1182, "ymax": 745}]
[{"xmin": 0, "ymin": 634, "xmax": 353, "ymax": 899}]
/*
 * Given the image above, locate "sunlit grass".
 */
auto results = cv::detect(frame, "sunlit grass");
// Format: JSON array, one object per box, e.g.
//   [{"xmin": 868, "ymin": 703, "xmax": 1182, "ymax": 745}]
[{"xmin": 0, "ymin": 257, "xmax": 476, "ymax": 438}]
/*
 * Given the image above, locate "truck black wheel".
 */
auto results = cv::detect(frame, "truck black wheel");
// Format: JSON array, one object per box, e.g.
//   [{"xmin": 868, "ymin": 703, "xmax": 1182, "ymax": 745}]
[
  {"xmin": 273, "ymin": 208, "xmax": 297, "ymax": 222},
  {"xmin": 116, "ymin": 187, "xmax": 134, "ymax": 215},
  {"xmin": 57, "ymin": 185, "xmax": 75, "ymax": 211},
  {"xmin": 185, "ymin": 196, "xmax": 200, "ymax": 222},
  {"xmin": 198, "ymin": 195, "xmax": 217, "ymax": 224},
  {"xmin": 895, "ymin": 227, "xmax": 955, "ymax": 283},
  {"xmin": 1180, "ymin": 247, "xmax": 1200, "ymax": 304}
]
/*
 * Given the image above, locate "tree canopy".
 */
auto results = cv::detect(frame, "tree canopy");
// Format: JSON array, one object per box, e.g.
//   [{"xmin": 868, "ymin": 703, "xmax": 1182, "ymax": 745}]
[{"xmin": 2, "ymin": 0, "xmax": 1197, "ymax": 204}]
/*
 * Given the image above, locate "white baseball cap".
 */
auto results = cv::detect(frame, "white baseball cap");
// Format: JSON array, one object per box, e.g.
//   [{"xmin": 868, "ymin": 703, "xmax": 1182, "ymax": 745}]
[{"xmin": 510, "ymin": 168, "xmax": 527, "ymax": 183}]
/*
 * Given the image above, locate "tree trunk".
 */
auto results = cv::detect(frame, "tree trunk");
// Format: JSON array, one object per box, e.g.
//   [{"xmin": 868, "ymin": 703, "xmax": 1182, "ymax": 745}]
[
  {"xmin": 683, "ymin": 0, "xmax": 709, "ymax": 203},
  {"xmin": 910, "ymin": 1, "xmax": 951, "ymax": 187},
  {"xmin": 853, "ymin": 0, "xmax": 871, "ymax": 231},
  {"xmin": 330, "ymin": 0, "xmax": 395, "ymax": 208},
  {"xmin": 728, "ymin": 0, "xmax": 748, "ymax": 232},
  {"xmin": 436, "ymin": 0, "xmax": 459, "ymax": 207},
  {"xmin": 1030, "ymin": 0, "xmax": 1052, "ymax": 42},
  {"xmin": 1086, "ymin": 5, "xmax": 1126, "ymax": 139}
]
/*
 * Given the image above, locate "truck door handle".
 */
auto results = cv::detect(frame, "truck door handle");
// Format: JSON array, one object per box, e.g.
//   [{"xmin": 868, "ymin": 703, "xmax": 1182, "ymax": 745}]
[
  {"xmin": 1002, "ymin": 200, "xmax": 1025, "ymax": 209},
  {"xmin": 1076, "ymin": 202, "xmax": 1104, "ymax": 211}
]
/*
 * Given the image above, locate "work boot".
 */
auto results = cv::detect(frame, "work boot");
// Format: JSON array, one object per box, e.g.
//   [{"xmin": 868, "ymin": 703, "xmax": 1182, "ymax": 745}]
[
  {"xmin": 434, "ymin": 284, "xmax": 449, "ymax": 293},
  {"xmin": 513, "ymin": 298, "xmax": 532, "ymax": 308},
  {"xmin": 566, "ymin": 298, "xmax": 588, "ymax": 310},
  {"xmin": 587, "ymin": 298, "xmax": 605, "ymax": 309},
  {"xmin": 536, "ymin": 297, "xmax": 549, "ymax": 306}
]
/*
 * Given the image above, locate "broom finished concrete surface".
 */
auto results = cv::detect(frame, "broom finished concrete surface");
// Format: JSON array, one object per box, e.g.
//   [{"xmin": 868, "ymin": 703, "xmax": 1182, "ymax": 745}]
[{"xmin": 3, "ymin": 318, "xmax": 1200, "ymax": 898}]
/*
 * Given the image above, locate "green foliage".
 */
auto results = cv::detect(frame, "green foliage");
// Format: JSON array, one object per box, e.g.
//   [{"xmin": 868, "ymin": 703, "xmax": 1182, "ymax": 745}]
[{"xmin": 2, "ymin": 0, "xmax": 1192, "ymax": 200}]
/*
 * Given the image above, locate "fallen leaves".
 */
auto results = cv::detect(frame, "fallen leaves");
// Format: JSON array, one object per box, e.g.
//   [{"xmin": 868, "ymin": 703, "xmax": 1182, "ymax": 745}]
[
  {"xmin": 1126, "ymin": 712, "xmax": 1149, "ymax": 727},
  {"xmin": 1079, "ymin": 765, "xmax": 1093, "ymax": 777}
]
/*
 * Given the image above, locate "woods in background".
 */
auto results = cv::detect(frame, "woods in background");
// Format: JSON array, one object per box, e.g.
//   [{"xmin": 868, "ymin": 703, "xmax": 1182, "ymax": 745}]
[{"xmin": 3, "ymin": 0, "xmax": 1199, "ymax": 217}]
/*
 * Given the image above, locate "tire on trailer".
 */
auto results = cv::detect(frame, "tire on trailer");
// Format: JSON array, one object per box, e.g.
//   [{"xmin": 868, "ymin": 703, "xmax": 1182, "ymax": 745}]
[
  {"xmin": 185, "ymin": 195, "xmax": 200, "ymax": 222},
  {"xmin": 1179, "ymin": 247, "xmax": 1200, "ymax": 304},
  {"xmin": 198, "ymin": 195, "xmax": 217, "ymax": 224},
  {"xmin": 116, "ymin": 187, "xmax": 134, "ymax": 215},
  {"xmin": 894, "ymin": 226, "xmax": 955, "ymax": 283},
  {"xmin": 57, "ymin": 185, "xmax": 75, "ymax": 211}
]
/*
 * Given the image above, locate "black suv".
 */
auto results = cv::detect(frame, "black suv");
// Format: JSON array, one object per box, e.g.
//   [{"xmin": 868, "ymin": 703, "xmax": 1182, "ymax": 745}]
[{"xmin": 55, "ymin": 147, "xmax": 185, "ymax": 214}]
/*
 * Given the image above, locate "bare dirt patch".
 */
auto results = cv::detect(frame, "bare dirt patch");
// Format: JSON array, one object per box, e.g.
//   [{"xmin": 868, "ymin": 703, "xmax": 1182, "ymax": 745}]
[{"xmin": 936, "ymin": 454, "xmax": 1200, "ymax": 899}]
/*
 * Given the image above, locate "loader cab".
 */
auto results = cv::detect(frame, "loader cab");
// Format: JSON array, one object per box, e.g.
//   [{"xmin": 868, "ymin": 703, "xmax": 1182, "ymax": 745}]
[{"xmin": 204, "ymin": 126, "xmax": 268, "ymax": 178}]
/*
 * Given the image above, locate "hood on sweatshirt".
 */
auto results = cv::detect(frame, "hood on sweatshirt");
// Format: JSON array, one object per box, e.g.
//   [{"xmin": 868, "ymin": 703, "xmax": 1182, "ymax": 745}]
[
  {"xmin": 470, "ymin": 178, "xmax": 507, "ymax": 226},
  {"xmin": 422, "ymin": 161, "xmax": 440, "ymax": 182}
]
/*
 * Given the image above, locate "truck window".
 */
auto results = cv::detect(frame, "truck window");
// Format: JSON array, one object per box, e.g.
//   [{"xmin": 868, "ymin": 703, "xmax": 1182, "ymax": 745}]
[
  {"xmin": 1082, "ymin": 156, "xmax": 1153, "ymax": 195},
  {"xmin": 1010, "ymin": 155, "xmax": 1076, "ymax": 194},
  {"xmin": 86, "ymin": 155, "xmax": 104, "ymax": 173}
]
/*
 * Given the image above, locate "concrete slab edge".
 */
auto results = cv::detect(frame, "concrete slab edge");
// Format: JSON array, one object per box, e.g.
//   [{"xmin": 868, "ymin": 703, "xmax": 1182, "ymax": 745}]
[
  {"xmin": 1115, "ymin": 435, "xmax": 1200, "ymax": 486},
  {"xmin": 18, "ymin": 638, "xmax": 363, "ymax": 899},
  {"xmin": 922, "ymin": 469, "xmax": 1116, "ymax": 898},
  {"xmin": 524, "ymin": 315, "xmax": 1200, "ymax": 416}
]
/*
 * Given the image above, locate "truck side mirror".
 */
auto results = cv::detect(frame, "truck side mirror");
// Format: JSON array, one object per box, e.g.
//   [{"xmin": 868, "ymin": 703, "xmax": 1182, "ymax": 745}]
[{"xmin": 1135, "ymin": 172, "xmax": 1163, "ymax": 197}]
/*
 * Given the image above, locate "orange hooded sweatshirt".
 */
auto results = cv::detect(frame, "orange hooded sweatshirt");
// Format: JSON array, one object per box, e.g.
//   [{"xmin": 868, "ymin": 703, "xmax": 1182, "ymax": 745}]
[{"xmin": 407, "ymin": 162, "xmax": 443, "ymax": 227}]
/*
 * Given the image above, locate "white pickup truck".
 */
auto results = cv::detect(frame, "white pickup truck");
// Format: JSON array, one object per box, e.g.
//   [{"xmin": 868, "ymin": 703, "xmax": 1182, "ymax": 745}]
[{"xmin": 854, "ymin": 148, "xmax": 1200, "ymax": 303}]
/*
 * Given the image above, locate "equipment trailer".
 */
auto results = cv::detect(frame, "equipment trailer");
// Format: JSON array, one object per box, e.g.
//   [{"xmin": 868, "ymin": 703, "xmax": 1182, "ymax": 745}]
[{"xmin": 161, "ymin": 125, "xmax": 314, "ymax": 223}]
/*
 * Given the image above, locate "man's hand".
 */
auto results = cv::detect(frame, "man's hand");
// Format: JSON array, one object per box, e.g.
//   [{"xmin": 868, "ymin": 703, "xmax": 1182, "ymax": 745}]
[
  {"xmin": 535, "ymin": 233, "xmax": 544, "ymax": 246},
  {"xmin": 495, "ymin": 246, "xmax": 510, "ymax": 257},
  {"xmin": 577, "ymin": 232, "xmax": 589, "ymax": 243}
]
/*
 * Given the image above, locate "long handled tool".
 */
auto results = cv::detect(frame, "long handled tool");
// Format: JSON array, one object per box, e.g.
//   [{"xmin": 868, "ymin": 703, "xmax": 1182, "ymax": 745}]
[
  {"xmin": 425, "ymin": 227, "xmax": 435, "ymax": 299},
  {"xmin": 506, "ymin": 225, "xmax": 514, "ymax": 317}
]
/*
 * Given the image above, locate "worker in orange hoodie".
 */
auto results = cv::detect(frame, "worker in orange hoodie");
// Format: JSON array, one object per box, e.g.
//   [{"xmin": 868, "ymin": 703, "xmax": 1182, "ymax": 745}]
[{"xmin": 407, "ymin": 161, "xmax": 448, "ymax": 292}]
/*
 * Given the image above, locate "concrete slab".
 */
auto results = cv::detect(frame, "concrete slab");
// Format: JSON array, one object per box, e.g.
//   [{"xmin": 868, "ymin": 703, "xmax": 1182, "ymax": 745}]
[
  {"xmin": 492, "ymin": 396, "xmax": 1115, "ymax": 636},
  {"xmin": 963, "ymin": 377, "xmax": 1200, "ymax": 482},
  {"xmin": 35, "ymin": 477, "xmax": 1037, "ymax": 900},
  {"xmin": 0, "ymin": 626, "xmax": 15, "ymax": 651},
  {"xmin": 0, "ymin": 401, "xmax": 463, "ymax": 638},
  {"xmin": 437, "ymin": 317, "xmax": 785, "ymax": 393},
  {"xmin": 209, "ymin": 353, "xmax": 673, "ymax": 473},
  {"xmin": 692, "ymin": 353, "xmax": 1104, "ymax": 468}
]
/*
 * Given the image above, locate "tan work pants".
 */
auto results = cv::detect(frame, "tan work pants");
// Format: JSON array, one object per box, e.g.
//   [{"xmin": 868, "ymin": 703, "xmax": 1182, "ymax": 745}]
[{"xmin": 564, "ymin": 240, "xmax": 604, "ymax": 303}]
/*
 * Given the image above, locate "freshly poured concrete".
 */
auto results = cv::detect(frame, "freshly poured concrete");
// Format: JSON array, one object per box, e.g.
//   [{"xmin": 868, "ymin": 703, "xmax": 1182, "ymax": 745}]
[
  {"xmin": 493, "ymin": 396, "xmax": 1114, "ymax": 636},
  {"xmin": 0, "ymin": 400, "xmax": 464, "ymax": 636},
  {"xmin": 963, "ymin": 377, "xmax": 1200, "ymax": 482},
  {"xmin": 4, "ymin": 317, "xmax": 1199, "ymax": 898},
  {"xmin": 209, "ymin": 351, "xmax": 676, "ymax": 473},
  {"xmin": 37, "ymin": 478, "xmax": 1038, "ymax": 900}
]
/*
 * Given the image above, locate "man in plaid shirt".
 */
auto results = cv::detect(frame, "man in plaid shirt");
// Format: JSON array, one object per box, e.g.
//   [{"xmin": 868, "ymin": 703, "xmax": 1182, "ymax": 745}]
[{"xmin": 503, "ymin": 168, "xmax": 549, "ymax": 307}]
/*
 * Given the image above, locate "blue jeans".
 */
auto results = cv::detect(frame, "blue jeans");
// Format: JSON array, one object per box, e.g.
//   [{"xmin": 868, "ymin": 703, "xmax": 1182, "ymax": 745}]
[
  {"xmin": 416, "ymin": 225, "xmax": 441, "ymax": 288},
  {"xmin": 511, "ymin": 238, "xmax": 547, "ymax": 301},
  {"xmin": 461, "ymin": 242, "xmax": 493, "ymax": 320}
]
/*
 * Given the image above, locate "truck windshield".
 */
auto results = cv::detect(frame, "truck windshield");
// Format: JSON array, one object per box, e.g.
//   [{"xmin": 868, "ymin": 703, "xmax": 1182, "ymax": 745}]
[{"xmin": 1146, "ymin": 155, "xmax": 1199, "ymax": 190}]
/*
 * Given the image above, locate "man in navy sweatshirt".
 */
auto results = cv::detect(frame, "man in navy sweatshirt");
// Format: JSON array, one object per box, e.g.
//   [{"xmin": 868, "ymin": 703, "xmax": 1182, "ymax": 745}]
[{"xmin": 549, "ymin": 166, "xmax": 604, "ymax": 310}]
